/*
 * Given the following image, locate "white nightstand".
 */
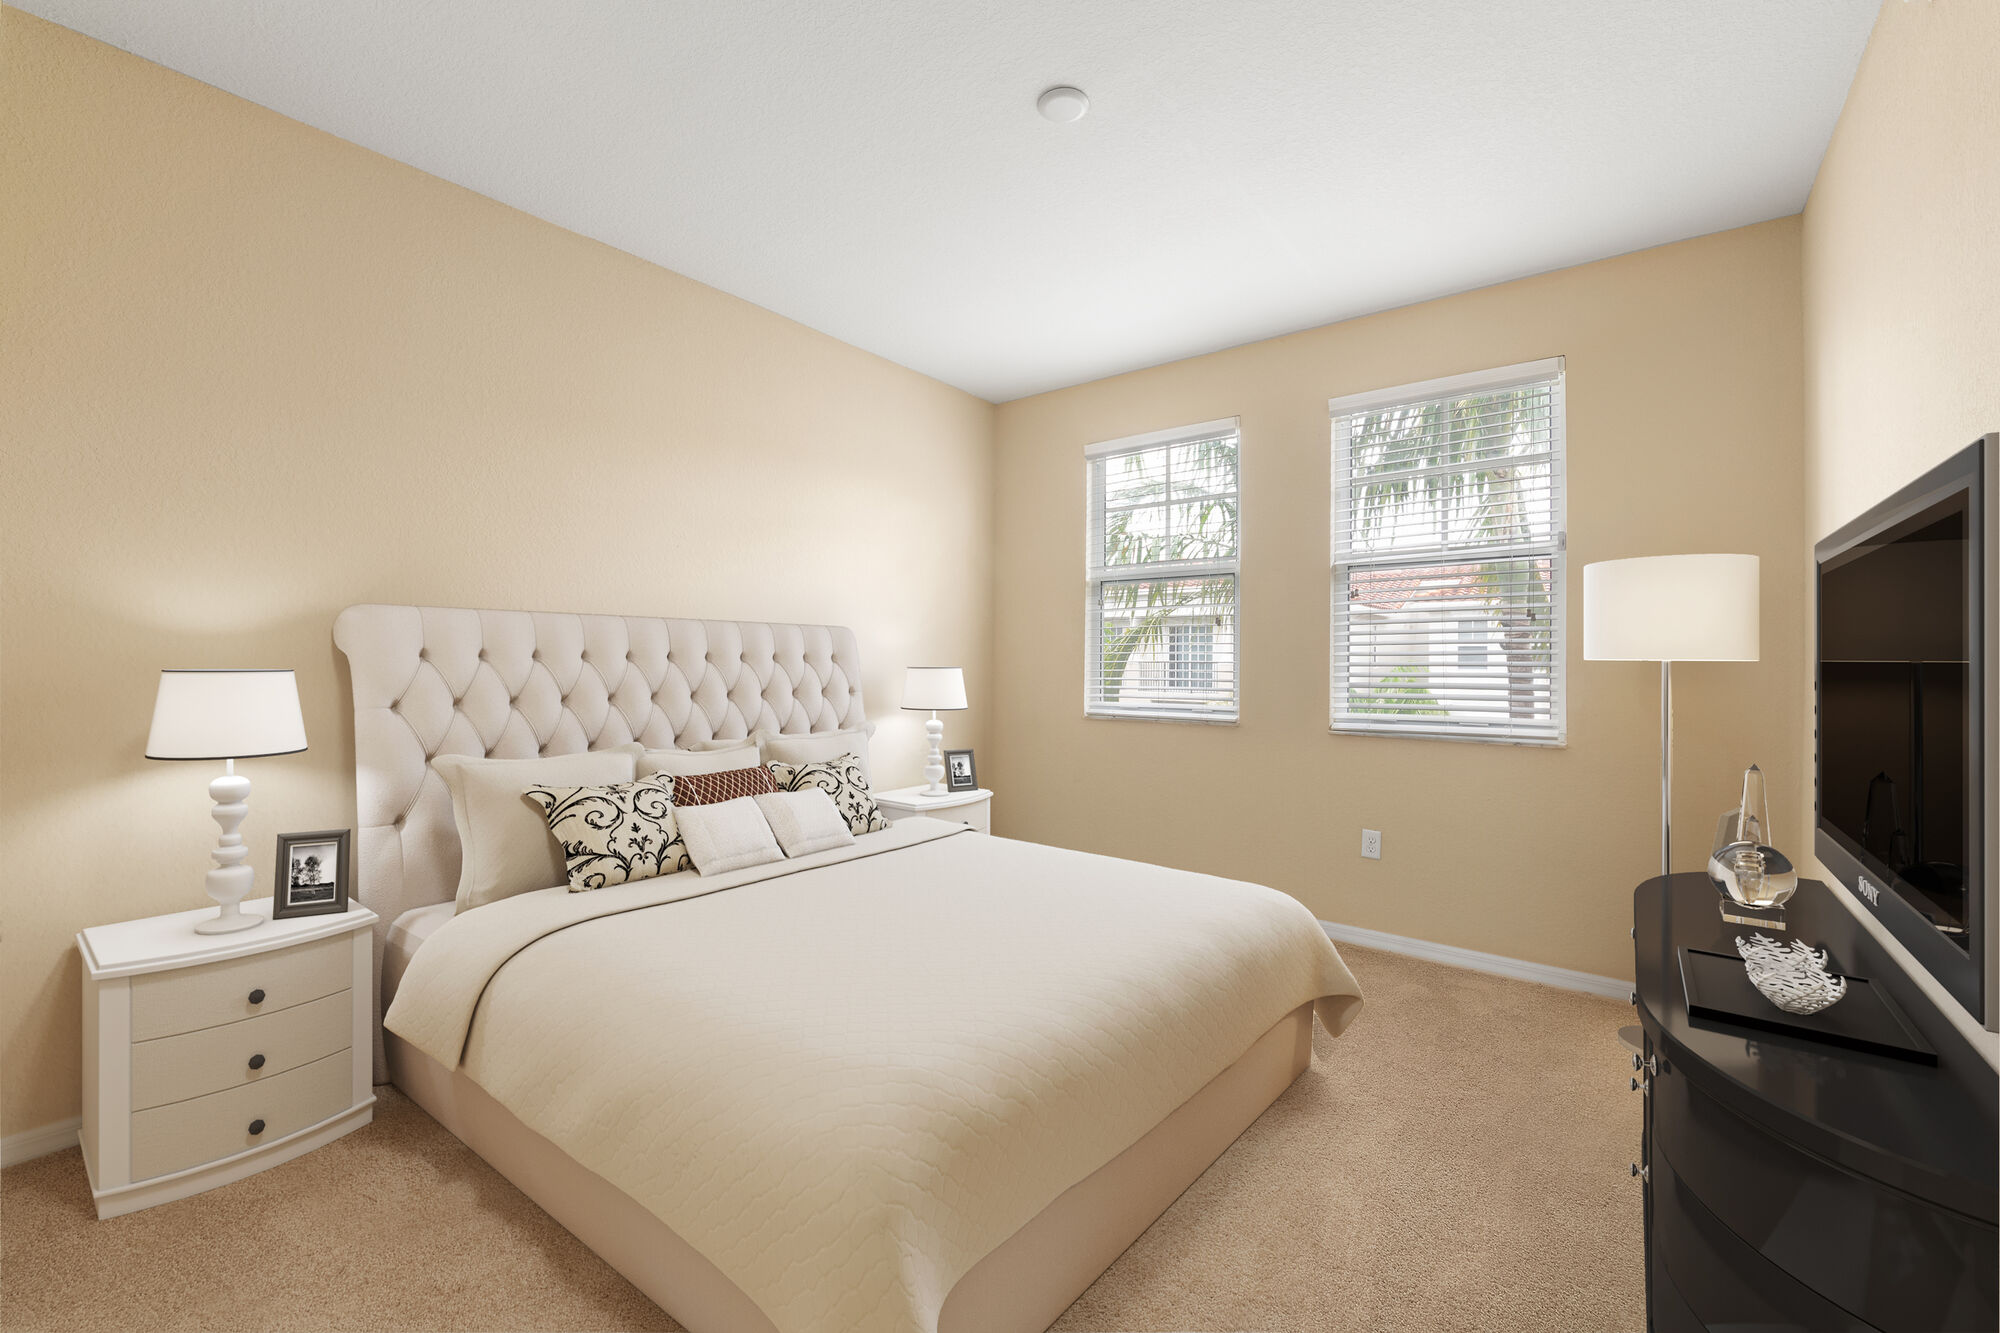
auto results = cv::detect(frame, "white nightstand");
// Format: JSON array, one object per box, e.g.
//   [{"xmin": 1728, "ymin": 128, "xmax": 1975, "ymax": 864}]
[
  {"xmin": 874, "ymin": 786, "xmax": 993, "ymax": 834},
  {"xmin": 76, "ymin": 896, "xmax": 377, "ymax": 1219}
]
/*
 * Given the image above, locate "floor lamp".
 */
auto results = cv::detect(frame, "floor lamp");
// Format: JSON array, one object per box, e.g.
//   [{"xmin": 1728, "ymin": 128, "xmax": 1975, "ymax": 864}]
[{"xmin": 1583, "ymin": 554, "xmax": 1760, "ymax": 878}]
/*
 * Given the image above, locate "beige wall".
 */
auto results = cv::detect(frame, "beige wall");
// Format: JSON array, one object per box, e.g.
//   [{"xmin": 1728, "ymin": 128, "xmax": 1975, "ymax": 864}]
[
  {"xmin": 993, "ymin": 220, "xmax": 1807, "ymax": 984},
  {"xmin": 0, "ymin": 12, "xmax": 994, "ymax": 1137},
  {"xmin": 1800, "ymin": 0, "xmax": 2000, "ymax": 1055}
]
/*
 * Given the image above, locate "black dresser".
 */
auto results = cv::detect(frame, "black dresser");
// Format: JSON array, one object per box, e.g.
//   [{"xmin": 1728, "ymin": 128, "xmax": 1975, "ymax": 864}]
[{"xmin": 1633, "ymin": 874, "xmax": 1998, "ymax": 1331}]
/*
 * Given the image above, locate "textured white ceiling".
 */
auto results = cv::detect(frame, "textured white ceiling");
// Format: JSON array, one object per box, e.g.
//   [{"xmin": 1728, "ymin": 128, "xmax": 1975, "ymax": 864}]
[{"xmin": 21, "ymin": 1, "xmax": 1877, "ymax": 401}]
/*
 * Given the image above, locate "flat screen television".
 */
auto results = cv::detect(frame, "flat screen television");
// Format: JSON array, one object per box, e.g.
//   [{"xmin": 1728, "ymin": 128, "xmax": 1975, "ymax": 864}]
[{"xmin": 1816, "ymin": 433, "xmax": 1997, "ymax": 1029}]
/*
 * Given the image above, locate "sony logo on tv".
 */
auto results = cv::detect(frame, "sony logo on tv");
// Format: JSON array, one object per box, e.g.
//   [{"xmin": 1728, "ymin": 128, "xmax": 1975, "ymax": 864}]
[{"xmin": 1857, "ymin": 875, "xmax": 1881, "ymax": 907}]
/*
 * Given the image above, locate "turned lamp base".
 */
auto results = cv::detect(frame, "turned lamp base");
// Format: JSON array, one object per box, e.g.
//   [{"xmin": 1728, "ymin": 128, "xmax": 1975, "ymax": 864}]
[
  {"xmin": 193, "ymin": 760, "xmax": 264, "ymax": 935},
  {"xmin": 920, "ymin": 713, "xmax": 948, "ymax": 796},
  {"xmin": 193, "ymin": 904, "xmax": 264, "ymax": 934}
]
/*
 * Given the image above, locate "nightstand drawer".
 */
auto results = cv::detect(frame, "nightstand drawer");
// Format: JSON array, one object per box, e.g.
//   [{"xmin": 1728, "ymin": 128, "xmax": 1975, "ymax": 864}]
[
  {"xmin": 130, "ymin": 934, "xmax": 349, "ymax": 1040},
  {"xmin": 130, "ymin": 1048, "xmax": 350, "ymax": 1182},
  {"xmin": 875, "ymin": 788, "xmax": 992, "ymax": 833},
  {"xmin": 131, "ymin": 990, "xmax": 352, "ymax": 1110}
]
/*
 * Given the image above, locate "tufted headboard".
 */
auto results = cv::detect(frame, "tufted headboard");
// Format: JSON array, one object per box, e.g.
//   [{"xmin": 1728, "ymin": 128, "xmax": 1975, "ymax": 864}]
[{"xmin": 333, "ymin": 603, "xmax": 871, "ymax": 1075}]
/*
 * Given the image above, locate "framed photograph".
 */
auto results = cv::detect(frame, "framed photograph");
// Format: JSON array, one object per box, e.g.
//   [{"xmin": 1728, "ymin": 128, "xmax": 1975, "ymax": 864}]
[
  {"xmin": 273, "ymin": 829, "xmax": 351, "ymax": 919},
  {"xmin": 943, "ymin": 748, "xmax": 977, "ymax": 793}
]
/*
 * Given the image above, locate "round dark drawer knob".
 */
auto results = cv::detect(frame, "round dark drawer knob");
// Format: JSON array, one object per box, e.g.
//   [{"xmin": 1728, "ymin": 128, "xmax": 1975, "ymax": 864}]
[
  {"xmin": 248, "ymin": 1119, "xmax": 266, "ymax": 1136},
  {"xmin": 248, "ymin": 988, "xmax": 266, "ymax": 1005},
  {"xmin": 247, "ymin": 1053, "xmax": 266, "ymax": 1070}
]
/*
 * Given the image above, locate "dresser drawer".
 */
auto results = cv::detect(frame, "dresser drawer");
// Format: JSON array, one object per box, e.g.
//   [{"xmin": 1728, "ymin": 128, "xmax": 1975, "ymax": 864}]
[
  {"xmin": 130, "ymin": 1048, "xmax": 350, "ymax": 1181},
  {"xmin": 130, "ymin": 934, "xmax": 349, "ymax": 1040},
  {"xmin": 131, "ymin": 990, "xmax": 352, "ymax": 1111},
  {"xmin": 1655, "ymin": 1052, "xmax": 1997, "ymax": 1329}
]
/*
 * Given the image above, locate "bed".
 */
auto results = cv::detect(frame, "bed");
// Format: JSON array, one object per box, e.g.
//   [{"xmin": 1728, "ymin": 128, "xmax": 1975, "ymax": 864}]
[{"xmin": 336, "ymin": 603, "xmax": 1362, "ymax": 1333}]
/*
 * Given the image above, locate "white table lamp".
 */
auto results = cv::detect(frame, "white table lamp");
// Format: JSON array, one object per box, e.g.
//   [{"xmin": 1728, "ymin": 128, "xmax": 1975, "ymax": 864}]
[
  {"xmin": 146, "ymin": 669, "xmax": 308, "ymax": 934},
  {"xmin": 901, "ymin": 667, "xmax": 967, "ymax": 796},
  {"xmin": 1583, "ymin": 554, "xmax": 1759, "ymax": 878}
]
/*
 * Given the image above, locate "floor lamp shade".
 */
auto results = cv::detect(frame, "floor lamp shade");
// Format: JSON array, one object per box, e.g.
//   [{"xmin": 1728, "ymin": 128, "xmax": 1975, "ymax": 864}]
[
  {"xmin": 146, "ymin": 669, "xmax": 307, "ymax": 935},
  {"xmin": 1583, "ymin": 554, "xmax": 1760, "ymax": 663},
  {"xmin": 146, "ymin": 669, "xmax": 308, "ymax": 759}
]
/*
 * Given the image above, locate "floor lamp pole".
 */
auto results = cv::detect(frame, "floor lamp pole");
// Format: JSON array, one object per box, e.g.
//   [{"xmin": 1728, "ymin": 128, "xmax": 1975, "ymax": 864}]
[{"xmin": 1660, "ymin": 660, "xmax": 1673, "ymax": 880}]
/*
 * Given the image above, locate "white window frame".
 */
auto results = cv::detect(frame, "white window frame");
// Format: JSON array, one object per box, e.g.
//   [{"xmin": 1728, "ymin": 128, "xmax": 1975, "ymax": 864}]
[
  {"xmin": 1085, "ymin": 416, "xmax": 1241, "ymax": 723},
  {"xmin": 1328, "ymin": 358, "xmax": 1567, "ymax": 745}
]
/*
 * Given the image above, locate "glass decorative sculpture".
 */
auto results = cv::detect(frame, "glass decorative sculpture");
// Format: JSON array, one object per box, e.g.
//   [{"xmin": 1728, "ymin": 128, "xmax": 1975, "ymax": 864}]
[
  {"xmin": 1735, "ymin": 933, "xmax": 1848, "ymax": 1015},
  {"xmin": 1708, "ymin": 764, "xmax": 1799, "ymax": 927}
]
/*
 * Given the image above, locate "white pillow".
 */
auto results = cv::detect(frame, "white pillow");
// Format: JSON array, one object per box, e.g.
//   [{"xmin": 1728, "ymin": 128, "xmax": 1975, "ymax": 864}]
[
  {"xmin": 432, "ymin": 745, "xmax": 641, "ymax": 913},
  {"xmin": 673, "ymin": 796, "xmax": 785, "ymax": 875},
  {"xmin": 758, "ymin": 728, "xmax": 873, "ymax": 786},
  {"xmin": 754, "ymin": 789, "xmax": 855, "ymax": 858},
  {"xmin": 636, "ymin": 743, "xmax": 761, "ymax": 779}
]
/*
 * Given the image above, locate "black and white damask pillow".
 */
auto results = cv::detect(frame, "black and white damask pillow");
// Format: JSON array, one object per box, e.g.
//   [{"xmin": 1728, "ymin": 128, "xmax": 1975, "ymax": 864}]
[
  {"xmin": 765, "ymin": 754, "xmax": 889, "ymax": 836},
  {"xmin": 523, "ymin": 777, "xmax": 690, "ymax": 890}
]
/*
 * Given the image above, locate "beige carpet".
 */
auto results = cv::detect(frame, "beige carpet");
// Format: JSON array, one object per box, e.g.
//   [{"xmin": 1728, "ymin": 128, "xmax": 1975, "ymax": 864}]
[{"xmin": 1, "ymin": 946, "xmax": 1643, "ymax": 1332}]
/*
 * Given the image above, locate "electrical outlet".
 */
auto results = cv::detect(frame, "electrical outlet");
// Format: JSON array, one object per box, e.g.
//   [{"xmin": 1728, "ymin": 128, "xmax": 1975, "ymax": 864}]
[{"xmin": 1361, "ymin": 828, "xmax": 1382, "ymax": 860}]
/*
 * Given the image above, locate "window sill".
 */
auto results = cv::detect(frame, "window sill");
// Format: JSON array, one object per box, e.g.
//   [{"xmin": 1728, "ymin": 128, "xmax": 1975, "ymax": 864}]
[
  {"xmin": 1328, "ymin": 723, "xmax": 1566, "ymax": 748},
  {"xmin": 1086, "ymin": 709, "xmax": 1239, "ymax": 726}
]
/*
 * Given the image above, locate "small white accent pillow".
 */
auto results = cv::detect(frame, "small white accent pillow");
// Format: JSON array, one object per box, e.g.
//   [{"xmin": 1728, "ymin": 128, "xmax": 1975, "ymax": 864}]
[
  {"xmin": 432, "ymin": 745, "xmax": 641, "ymax": 913},
  {"xmin": 757, "ymin": 728, "xmax": 874, "ymax": 786},
  {"xmin": 636, "ymin": 743, "xmax": 761, "ymax": 779},
  {"xmin": 673, "ymin": 796, "xmax": 785, "ymax": 875},
  {"xmin": 754, "ymin": 789, "xmax": 855, "ymax": 858}
]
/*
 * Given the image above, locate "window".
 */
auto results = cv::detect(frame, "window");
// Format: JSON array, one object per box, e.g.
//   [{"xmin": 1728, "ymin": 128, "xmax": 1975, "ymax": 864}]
[
  {"xmin": 1455, "ymin": 619, "xmax": 1489, "ymax": 669},
  {"xmin": 1086, "ymin": 417, "xmax": 1240, "ymax": 721},
  {"xmin": 1330, "ymin": 359, "xmax": 1565, "ymax": 743},
  {"xmin": 1168, "ymin": 622, "xmax": 1215, "ymax": 690}
]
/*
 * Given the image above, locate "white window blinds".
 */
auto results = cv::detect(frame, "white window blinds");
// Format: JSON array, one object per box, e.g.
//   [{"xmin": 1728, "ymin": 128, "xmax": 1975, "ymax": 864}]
[
  {"xmin": 1086, "ymin": 418, "xmax": 1240, "ymax": 722},
  {"xmin": 1330, "ymin": 359, "xmax": 1566, "ymax": 743}
]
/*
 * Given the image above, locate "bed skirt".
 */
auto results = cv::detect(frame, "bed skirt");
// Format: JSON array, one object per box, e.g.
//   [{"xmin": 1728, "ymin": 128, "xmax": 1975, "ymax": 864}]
[{"xmin": 386, "ymin": 1001, "xmax": 1314, "ymax": 1333}]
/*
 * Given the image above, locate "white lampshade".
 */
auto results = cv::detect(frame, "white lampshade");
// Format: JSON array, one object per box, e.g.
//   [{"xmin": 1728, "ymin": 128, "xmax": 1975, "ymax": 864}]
[
  {"xmin": 1583, "ymin": 554, "xmax": 1760, "ymax": 663},
  {"xmin": 901, "ymin": 667, "xmax": 967, "ymax": 712},
  {"xmin": 146, "ymin": 669, "xmax": 308, "ymax": 760}
]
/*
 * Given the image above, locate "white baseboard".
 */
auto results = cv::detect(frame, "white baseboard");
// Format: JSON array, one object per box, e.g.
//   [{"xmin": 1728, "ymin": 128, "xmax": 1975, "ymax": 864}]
[
  {"xmin": 1320, "ymin": 920, "xmax": 1632, "ymax": 1001},
  {"xmin": 2, "ymin": 1115, "xmax": 80, "ymax": 1168}
]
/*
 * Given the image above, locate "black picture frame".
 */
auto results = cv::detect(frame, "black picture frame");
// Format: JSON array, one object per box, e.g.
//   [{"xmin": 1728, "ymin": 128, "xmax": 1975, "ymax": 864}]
[
  {"xmin": 273, "ymin": 829, "xmax": 351, "ymax": 919},
  {"xmin": 943, "ymin": 748, "xmax": 977, "ymax": 792}
]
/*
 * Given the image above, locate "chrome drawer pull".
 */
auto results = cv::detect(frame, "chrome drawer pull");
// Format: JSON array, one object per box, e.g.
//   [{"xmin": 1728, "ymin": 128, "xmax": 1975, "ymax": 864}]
[{"xmin": 1630, "ymin": 1162, "xmax": 1649, "ymax": 1182}]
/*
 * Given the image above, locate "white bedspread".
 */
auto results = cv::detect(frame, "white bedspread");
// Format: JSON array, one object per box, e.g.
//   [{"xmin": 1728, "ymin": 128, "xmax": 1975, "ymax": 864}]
[{"xmin": 386, "ymin": 819, "xmax": 1362, "ymax": 1333}]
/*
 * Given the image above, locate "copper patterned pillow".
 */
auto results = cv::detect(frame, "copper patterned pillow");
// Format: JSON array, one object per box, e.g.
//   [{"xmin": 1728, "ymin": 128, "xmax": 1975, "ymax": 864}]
[
  {"xmin": 766, "ymin": 754, "xmax": 888, "ymax": 835},
  {"xmin": 671, "ymin": 765, "xmax": 778, "ymax": 807},
  {"xmin": 522, "ymin": 778, "xmax": 688, "ymax": 890}
]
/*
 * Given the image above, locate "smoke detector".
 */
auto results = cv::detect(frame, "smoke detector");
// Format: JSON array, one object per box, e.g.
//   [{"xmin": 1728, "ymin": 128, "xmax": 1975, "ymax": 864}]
[{"xmin": 1037, "ymin": 86, "xmax": 1089, "ymax": 123}]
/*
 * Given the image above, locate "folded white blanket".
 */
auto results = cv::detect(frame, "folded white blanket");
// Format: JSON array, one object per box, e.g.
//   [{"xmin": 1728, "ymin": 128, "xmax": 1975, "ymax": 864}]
[{"xmin": 386, "ymin": 820, "xmax": 1362, "ymax": 1333}]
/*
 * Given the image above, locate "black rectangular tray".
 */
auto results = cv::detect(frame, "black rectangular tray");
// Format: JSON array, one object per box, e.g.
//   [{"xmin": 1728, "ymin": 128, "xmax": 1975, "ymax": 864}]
[{"xmin": 1678, "ymin": 946, "xmax": 1936, "ymax": 1064}]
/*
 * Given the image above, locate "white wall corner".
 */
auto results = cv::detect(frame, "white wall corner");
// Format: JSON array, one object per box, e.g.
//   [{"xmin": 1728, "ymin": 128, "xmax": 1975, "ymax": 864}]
[
  {"xmin": 1, "ymin": 1116, "xmax": 81, "ymax": 1168},
  {"xmin": 1320, "ymin": 920, "xmax": 1632, "ymax": 1001}
]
